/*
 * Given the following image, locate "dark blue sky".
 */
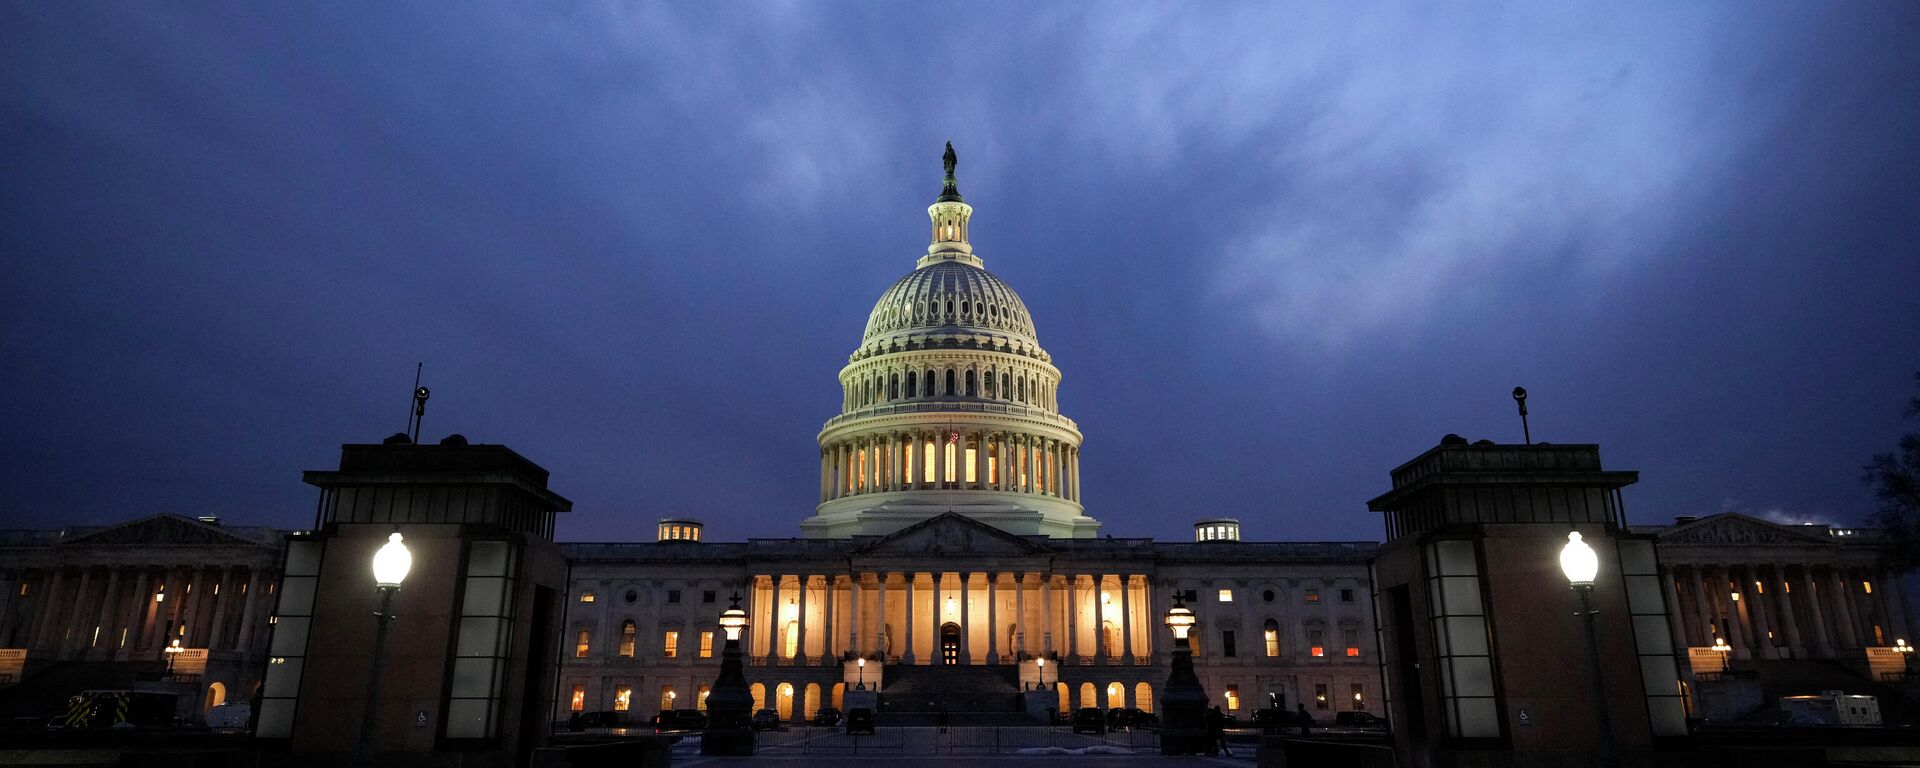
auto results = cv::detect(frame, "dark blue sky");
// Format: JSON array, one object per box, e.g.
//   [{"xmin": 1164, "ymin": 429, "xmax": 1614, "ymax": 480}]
[{"xmin": 5, "ymin": 4, "xmax": 1918, "ymax": 543}]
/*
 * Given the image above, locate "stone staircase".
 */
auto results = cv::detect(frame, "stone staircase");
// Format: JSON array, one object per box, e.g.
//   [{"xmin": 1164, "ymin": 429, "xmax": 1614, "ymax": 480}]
[{"xmin": 877, "ymin": 664, "xmax": 1030, "ymax": 724}]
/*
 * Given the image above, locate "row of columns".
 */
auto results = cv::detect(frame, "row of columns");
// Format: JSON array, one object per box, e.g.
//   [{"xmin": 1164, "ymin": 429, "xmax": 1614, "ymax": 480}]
[
  {"xmin": 842, "ymin": 366, "xmax": 1058, "ymax": 414},
  {"xmin": 0, "ymin": 565, "xmax": 271, "ymax": 661},
  {"xmin": 749, "ymin": 572, "xmax": 1151, "ymax": 666},
  {"xmin": 1666, "ymin": 562, "xmax": 1911, "ymax": 660},
  {"xmin": 819, "ymin": 430, "xmax": 1080, "ymax": 503}
]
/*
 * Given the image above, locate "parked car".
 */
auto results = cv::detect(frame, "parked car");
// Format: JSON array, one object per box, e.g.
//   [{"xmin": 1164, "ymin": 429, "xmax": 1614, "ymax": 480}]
[
  {"xmin": 811, "ymin": 707, "xmax": 842, "ymax": 726},
  {"xmin": 1333, "ymin": 711, "xmax": 1384, "ymax": 729},
  {"xmin": 845, "ymin": 707, "xmax": 875, "ymax": 735},
  {"xmin": 569, "ymin": 711, "xmax": 631, "ymax": 731},
  {"xmin": 652, "ymin": 709, "xmax": 708, "ymax": 732},
  {"xmin": 1120, "ymin": 707, "xmax": 1158, "ymax": 727},
  {"xmin": 751, "ymin": 708, "xmax": 781, "ymax": 731},
  {"xmin": 1071, "ymin": 707, "xmax": 1106, "ymax": 734}
]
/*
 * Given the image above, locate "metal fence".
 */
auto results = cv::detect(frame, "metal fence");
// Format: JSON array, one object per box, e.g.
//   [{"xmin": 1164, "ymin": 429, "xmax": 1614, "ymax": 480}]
[{"xmin": 751, "ymin": 724, "xmax": 1162, "ymax": 755}]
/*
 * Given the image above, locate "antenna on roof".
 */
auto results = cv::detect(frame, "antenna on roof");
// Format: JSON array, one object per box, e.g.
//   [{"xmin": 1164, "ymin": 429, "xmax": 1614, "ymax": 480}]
[
  {"xmin": 405, "ymin": 363, "xmax": 431, "ymax": 444},
  {"xmin": 1511, "ymin": 387, "xmax": 1531, "ymax": 445}
]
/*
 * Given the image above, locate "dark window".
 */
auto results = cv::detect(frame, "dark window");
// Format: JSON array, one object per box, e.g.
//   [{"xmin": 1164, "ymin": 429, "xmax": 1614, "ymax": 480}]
[
  {"xmin": 703, "ymin": 591, "xmax": 716, "ymax": 604},
  {"xmin": 625, "ymin": 590, "xmax": 638, "ymax": 604},
  {"xmin": 667, "ymin": 590, "xmax": 681, "ymax": 604},
  {"xmin": 1340, "ymin": 589, "xmax": 1355, "ymax": 603},
  {"xmin": 1179, "ymin": 589, "xmax": 1199, "ymax": 603},
  {"xmin": 1222, "ymin": 630, "xmax": 1237, "ymax": 658},
  {"xmin": 945, "ymin": 370, "xmax": 956, "ymax": 395},
  {"xmin": 965, "ymin": 370, "xmax": 977, "ymax": 397},
  {"xmin": 1262, "ymin": 589, "xmax": 1275, "ymax": 602},
  {"xmin": 906, "ymin": 371, "xmax": 917, "ymax": 398}
]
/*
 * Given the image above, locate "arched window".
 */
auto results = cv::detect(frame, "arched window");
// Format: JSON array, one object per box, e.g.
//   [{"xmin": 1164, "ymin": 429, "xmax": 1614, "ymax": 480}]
[
  {"xmin": 926, "ymin": 369, "xmax": 936, "ymax": 394},
  {"xmin": 905, "ymin": 371, "xmax": 917, "ymax": 398},
  {"xmin": 1134, "ymin": 683, "xmax": 1154, "ymax": 713},
  {"xmin": 619, "ymin": 620, "xmax": 636, "ymax": 657},
  {"xmin": 965, "ymin": 370, "xmax": 977, "ymax": 397},
  {"xmin": 889, "ymin": 373, "xmax": 899, "ymax": 400},
  {"xmin": 985, "ymin": 369, "xmax": 996, "ymax": 398},
  {"xmin": 945, "ymin": 369, "xmax": 956, "ymax": 396},
  {"xmin": 923, "ymin": 439, "xmax": 938, "ymax": 483},
  {"xmin": 1001, "ymin": 372, "xmax": 1011, "ymax": 400},
  {"xmin": 1018, "ymin": 378, "xmax": 1026, "ymax": 403}
]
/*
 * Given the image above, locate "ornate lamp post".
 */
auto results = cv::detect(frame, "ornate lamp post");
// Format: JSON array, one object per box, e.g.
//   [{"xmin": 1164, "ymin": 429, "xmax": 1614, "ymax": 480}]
[
  {"xmin": 163, "ymin": 638, "xmax": 183, "ymax": 673},
  {"xmin": 1894, "ymin": 638, "xmax": 1914, "ymax": 676},
  {"xmin": 1560, "ymin": 532, "xmax": 1617, "ymax": 768},
  {"xmin": 1710, "ymin": 637, "xmax": 1732, "ymax": 673},
  {"xmin": 703, "ymin": 594, "xmax": 754, "ymax": 755},
  {"xmin": 1159, "ymin": 594, "xmax": 1208, "ymax": 755},
  {"xmin": 1036, "ymin": 657, "xmax": 1047, "ymax": 690},
  {"xmin": 355, "ymin": 532, "xmax": 412, "ymax": 767},
  {"xmin": 856, "ymin": 657, "xmax": 867, "ymax": 690}
]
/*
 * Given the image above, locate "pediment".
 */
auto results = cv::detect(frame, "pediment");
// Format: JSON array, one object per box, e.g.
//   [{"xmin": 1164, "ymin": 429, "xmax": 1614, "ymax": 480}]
[
  {"xmin": 854, "ymin": 513, "xmax": 1052, "ymax": 556},
  {"xmin": 60, "ymin": 514, "xmax": 270, "ymax": 548},
  {"xmin": 1657, "ymin": 513, "xmax": 1835, "ymax": 547}
]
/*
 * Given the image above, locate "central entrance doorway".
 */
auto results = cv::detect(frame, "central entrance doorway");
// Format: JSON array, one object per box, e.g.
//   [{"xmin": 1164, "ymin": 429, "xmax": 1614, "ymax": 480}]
[{"xmin": 939, "ymin": 622, "xmax": 961, "ymax": 665}]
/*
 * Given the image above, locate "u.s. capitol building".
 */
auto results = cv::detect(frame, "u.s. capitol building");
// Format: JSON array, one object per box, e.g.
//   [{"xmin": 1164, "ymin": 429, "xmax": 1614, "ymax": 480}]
[{"xmin": 551, "ymin": 146, "xmax": 1384, "ymax": 723}]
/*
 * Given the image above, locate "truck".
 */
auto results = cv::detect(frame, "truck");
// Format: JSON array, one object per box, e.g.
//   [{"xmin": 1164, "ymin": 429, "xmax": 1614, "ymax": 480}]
[
  {"xmin": 55, "ymin": 690, "xmax": 179, "ymax": 728},
  {"xmin": 1779, "ymin": 691, "xmax": 1881, "ymax": 727}
]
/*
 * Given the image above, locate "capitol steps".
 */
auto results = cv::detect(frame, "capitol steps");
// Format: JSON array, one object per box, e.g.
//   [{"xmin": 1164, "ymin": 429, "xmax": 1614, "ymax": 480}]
[{"xmin": 877, "ymin": 664, "xmax": 1024, "ymax": 720}]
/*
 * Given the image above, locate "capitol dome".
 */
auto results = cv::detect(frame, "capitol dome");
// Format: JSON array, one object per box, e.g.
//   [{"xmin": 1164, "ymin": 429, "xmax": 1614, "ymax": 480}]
[
  {"xmin": 857, "ymin": 261, "xmax": 1043, "ymax": 358},
  {"xmin": 800, "ymin": 144, "xmax": 1096, "ymax": 540}
]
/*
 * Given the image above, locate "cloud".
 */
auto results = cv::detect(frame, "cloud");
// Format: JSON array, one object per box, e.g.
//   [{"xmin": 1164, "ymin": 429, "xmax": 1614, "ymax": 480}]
[{"xmin": 1720, "ymin": 498, "xmax": 1831, "ymax": 527}]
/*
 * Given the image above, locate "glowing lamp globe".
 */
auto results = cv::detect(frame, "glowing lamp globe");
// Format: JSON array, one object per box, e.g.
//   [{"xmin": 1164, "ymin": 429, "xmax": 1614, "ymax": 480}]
[
  {"xmin": 1164, "ymin": 597, "xmax": 1196, "ymax": 640},
  {"xmin": 372, "ymin": 532, "xmax": 413, "ymax": 588},
  {"xmin": 718, "ymin": 596, "xmax": 749, "ymax": 641},
  {"xmin": 1559, "ymin": 531, "xmax": 1598, "ymax": 587}
]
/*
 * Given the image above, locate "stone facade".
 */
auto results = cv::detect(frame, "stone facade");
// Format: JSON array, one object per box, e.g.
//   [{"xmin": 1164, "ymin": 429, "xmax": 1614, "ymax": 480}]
[
  {"xmin": 554, "ymin": 513, "xmax": 1382, "ymax": 722},
  {"xmin": 0, "ymin": 514, "xmax": 284, "ymax": 720}
]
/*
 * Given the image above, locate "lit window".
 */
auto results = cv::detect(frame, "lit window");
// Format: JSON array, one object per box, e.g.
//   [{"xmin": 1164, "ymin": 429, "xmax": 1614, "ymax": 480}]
[
  {"xmin": 1315, "ymin": 683, "xmax": 1329, "ymax": 709},
  {"xmin": 697, "ymin": 685, "xmax": 711, "ymax": 711},
  {"xmin": 1753, "ymin": 581, "xmax": 1763, "ymax": 594},
  {"xmin": 944, "ymin": 441, "xmax": 957, "ymax": 482},
  {"xmin": 1263, "ymin": 621, "xmax": 1280, "ymax": 657},
  {"xmin": 619, "ymin": 621, "xmax": 636, "ymax": 657},
  {"xmin": 575, "ymin": 630, "xmax": 591, "ymax": 658},
  {"xmin": 1346, "ymin": 647, "xmax": 1360, "ymax": 657},
  {"xmin": 965, "ymin": 445, "xmax": 978, "ymax": 483},
  {"xmin": 1309, "ymin": 628, "xmax": 1325, "ymax": 657},
  {"xmin": 924, "ymin": 441, "xmax": 937, "ymax": 482},
  {"xmin": 579, "ymin": 591, "xmax": 595, "ymax": 603},
  {"xmin": 663, "ymin": 631, "xmax": 679, "ymax": 659},
  {"xmin": 660, "ymin": 686, "xmax": 677, "ymax": 711},
  {"xmin": 1350, "ymin": 683, "xmax": 1365, "ymax": 710},
  {"xmin": 1225, "ymin": 685, "xmax": 1240, "ymax": 711},
  {"xmin": 1304, "ymin": 589, "xmax": 1320, "ymax": 604},
  {"xmin": 1218, "ymin": 589, "xmax": 1233, "ymax": 602},
  {"xmin": 1343, "ymin": 629, "xmax": 1359, "ymax": 656},
  {"xmin": 700, "ymin": 631, "xmax": 715, "ymax": 659},
  {"xmin": 613, "ymin": 685, "xmax": 631, "ymax": 712},
  {"xmin": 570, "ymin": 685, "xmax": 586, "ymax": 712},
  {"xmin": 1862, "ymin": 581, "xmax": 1873, "ymax": 594},
  {"xmin": 1311, "ymin": 646, "xmax": 1325, "ymax": 657}
]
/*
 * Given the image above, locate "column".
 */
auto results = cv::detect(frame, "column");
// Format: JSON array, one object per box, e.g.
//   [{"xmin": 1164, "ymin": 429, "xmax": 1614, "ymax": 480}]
[
  {"xmin": 1825, "ymin": 568, "xmax": 1860, "ymax": 649},
  {"xmin": 1014, "ymin": 573, "xmax": 1028, "ymax": 655},
  {"xmin": 1120, "ymin": 574, "xmax": 1133, "ymax": 664},
  {"xmin": 208, "ymin": 566, "xmax": 236, "ymax": 651},
  {"xmin": 1711, "ymin": 566, "xmax": 1748, "ymax": 658},
  {"xmin": 117, "ymin": 569, "xmax": 150, "ymax": 660},
  {"xmin": 820, "ymin": 449, "xmax": 830, "ymax": 502},
  {"xmin": 1771, "ymin": 565, "xmax": 1804, "ymax": 657},
  {"xmin": 1662, "ymin": 568, "xmax": 1692, "ymax": 651},
  {"xmin": 930, "ymin": 571, "xmax": 943, "ymax": 662},
  {"xmin": 903, "ymin": 573, "xmax": 916, "ymax": 664},
  {"xmin": 959, "ymin": 572, "xmax": 973, "ymax": 664},
  {"xmin": 1744, "ymin": 566, "xmax": 1775, "ymax": 659},
  {"xmin": 823, "ymin": 575, "xmax": 837, "ymax": 661},
  {"xmin": 973, "ymin": 432, "xmax": 988, "ymax": 490},
  {"xmin": 1065, "ymin": 574, "xmax": 1079, "ymax": 660},
  {"xmin": 61, "ymin": 568, "xmax": 95, "ymax": 657},
  {"xmin": 1041, "ymin": 572, "xmax": 1054, "ymax": 655},
  {"xmin": 1049, "ymin": 442, "xmax": 1062, "ymax": 497},
  {"xmin": 1094, "ymin": 575, "xmax": 1109, "ymax": 664},
  {"xmin": 235, "ymin": 568, "xmax": 264, "ymax": 655},
  {"xmin": 1690, "ymin": 567, "xmax": 1716, "ymax": 645},
  {"xmin": 987, "ymin": 572, "xmax": 1000, "ymax": 664},
  {"xmin": 850, "ymin": 575, "xmax": 863, "ymax": 657},
  {"xmin": 1883, "ymin": 571, "xmax": 1912, "ymax": 642},
  {"xmin": 796, "ymin": 574, "xmax": 810, "ymax": 663},
  {"xmin": 94, "ymin": 568, "xmax": 125, "ymax": 658},
  {"xmin": 30, "ymin": 568, "xmax": 61, "ymax": 651},
  {"xmin": 1798, "ymin": 567, "xmax": 1834, "ymax": 656}
]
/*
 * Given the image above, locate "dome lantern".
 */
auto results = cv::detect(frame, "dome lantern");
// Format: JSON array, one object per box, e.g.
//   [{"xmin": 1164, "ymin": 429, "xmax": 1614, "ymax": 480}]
[{"xmin": 922, "ymin": 141, "xmax": 980, "ymax": 269}]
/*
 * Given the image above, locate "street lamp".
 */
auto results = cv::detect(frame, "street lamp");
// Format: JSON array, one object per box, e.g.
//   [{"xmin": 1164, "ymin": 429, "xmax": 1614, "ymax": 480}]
[
  {"xmin": 857, "ymin": 657, "xmax": 867, "ymax": 690},
  {"xmin": 1036, "ymin": 657, "xmax": 1047, "ymax": 690},
  {"xmin": 1710, "ymin": 637, "xmax": 1732, "ymax": 672},
  {"xmin": 163, "ymin": 638, "xmax": 183, "ymax": 673},
  {"xmin": 703, "ymin": 593, "xmax": 754, "ymax": 755},
  {"xmin": 355, "ymin": 532, "xmax": 411, "ymax": 767},
  {"xmin": 1560, "ymin": 532, "xmax": 1616, "ymax": 768},
  {"xmin": 1159, "ymin": 594, "xmax": 1207, "ymax": 755},
  {"xmin": 1894, "ymin": 638, "xmax": 1913, "ymax": 675}
]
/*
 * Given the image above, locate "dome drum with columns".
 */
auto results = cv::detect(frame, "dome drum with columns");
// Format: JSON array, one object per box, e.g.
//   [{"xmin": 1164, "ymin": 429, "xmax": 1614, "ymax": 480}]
[{"xmin": 802, "ymin": 145, "xmax": 1098, "ymax": 539}]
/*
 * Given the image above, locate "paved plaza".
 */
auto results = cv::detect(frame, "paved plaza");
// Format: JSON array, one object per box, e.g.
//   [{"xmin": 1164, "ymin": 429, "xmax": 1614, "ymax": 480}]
[{"xmin": 663, "ymin": 725, "xmax": 1262, "ymax": 765}]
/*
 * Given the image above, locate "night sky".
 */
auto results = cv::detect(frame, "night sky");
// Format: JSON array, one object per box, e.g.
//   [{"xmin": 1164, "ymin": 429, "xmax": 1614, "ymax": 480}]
[{"xmin": 5, "ymin": 4, "xmax": 1919, "ymax": 544}]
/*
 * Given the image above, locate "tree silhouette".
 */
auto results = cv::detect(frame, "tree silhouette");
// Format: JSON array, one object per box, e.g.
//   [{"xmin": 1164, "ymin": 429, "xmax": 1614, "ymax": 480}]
[{"xmin": 1863, "ymin": 371, "xmax": 1920, "ymax": 569}]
